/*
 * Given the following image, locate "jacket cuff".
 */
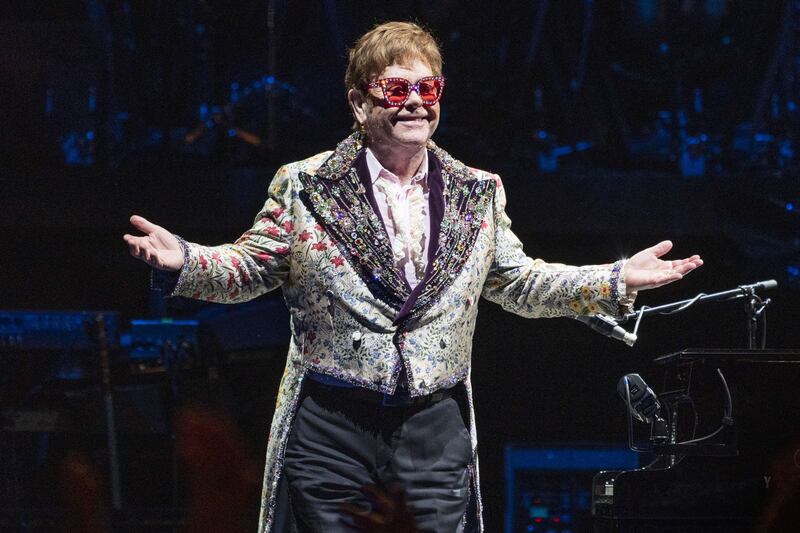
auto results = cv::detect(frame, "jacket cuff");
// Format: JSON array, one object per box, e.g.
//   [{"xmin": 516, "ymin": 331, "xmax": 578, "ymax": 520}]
[
  {"xmin": 614, "ymin": 259, "xmax": 637, "ymax": 316},
  {"xmin": 149, "ymin": 235, "xmax": 190, "ymax": 297}
]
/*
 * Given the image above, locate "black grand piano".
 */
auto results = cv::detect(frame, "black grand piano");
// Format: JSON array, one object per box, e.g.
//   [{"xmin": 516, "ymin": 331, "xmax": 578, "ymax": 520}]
[{"xmin": 593, "ymin": 349, "xmax": 800, "ymax": 533}]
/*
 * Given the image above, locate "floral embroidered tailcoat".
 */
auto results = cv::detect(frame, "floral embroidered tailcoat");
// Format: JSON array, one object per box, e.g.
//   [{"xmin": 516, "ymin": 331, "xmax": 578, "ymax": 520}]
[{"xmin": 167, "ymin": 133, "xmax": 630, "ymax": 532}]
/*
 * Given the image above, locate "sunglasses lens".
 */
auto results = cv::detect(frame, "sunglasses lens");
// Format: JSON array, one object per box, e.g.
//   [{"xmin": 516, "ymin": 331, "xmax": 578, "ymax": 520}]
[
  {"xmin": 418, "ymin": 78, "xmax": 442, "ymax": 103},
  {"xmin": 383, "ymin": 79, "xmax": 411, "ymax": 104}
]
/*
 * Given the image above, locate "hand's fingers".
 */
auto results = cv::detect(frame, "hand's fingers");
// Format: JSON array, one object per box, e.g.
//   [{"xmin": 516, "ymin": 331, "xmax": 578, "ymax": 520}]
[
  {"xmin": 130, "ymin": 214, "xmax": 160, "ymax": 235},
  {"xmin": 126, "ymin": 236, "xmax": 156, "ymax": 264},
  {"xmin": 680, "ymin": 255, "xmax": 702, "ymax": 265},
  {"xmin": 672, "ymin": 257, "xmax": 703, "ymax": 276},
  {"xmin": 648, "ymin": 240, "xmax": 673, "ymax": 258}
]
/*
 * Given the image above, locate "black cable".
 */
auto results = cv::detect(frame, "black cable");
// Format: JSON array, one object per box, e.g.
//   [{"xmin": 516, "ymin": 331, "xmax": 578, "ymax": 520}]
[{"xmin": 677, "ymin": 368, "xmax": 733, "ymax": 445}]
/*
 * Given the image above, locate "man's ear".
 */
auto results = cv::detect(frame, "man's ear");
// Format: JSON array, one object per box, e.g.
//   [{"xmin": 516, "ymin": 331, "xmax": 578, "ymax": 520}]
[{"xmin": 347, "ymin": 88, "xmax": 368, "ymax": 126}]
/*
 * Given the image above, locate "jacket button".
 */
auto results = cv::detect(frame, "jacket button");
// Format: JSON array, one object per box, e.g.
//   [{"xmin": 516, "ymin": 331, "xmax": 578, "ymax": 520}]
[{"xmin": 352, "ymin": 331, "xmax": 362, "ymax": 350}]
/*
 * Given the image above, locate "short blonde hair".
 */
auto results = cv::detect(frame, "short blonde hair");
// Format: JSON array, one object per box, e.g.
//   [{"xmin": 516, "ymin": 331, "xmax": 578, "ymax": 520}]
[{"xmin": 345, "ymin": 21, "xmax": 442, "ymax": 93}]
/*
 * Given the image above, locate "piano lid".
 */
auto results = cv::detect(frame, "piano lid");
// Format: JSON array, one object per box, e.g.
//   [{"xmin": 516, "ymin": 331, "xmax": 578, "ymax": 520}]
[{"xmin": 652, "ymin": 348, "xmax": 800, "ymax": 366}]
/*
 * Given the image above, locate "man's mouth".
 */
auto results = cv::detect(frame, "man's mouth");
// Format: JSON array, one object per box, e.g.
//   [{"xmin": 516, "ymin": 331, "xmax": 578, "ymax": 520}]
[{"xmin": 394, "ymin": 116, "xmax": 428, "ymax": 125}]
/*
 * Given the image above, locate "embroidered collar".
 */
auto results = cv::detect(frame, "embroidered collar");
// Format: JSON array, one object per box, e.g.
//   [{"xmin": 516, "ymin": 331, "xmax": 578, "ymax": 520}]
[{"xmin": 315, "ymin": 131, "xmax": 473, "ymax": 185}]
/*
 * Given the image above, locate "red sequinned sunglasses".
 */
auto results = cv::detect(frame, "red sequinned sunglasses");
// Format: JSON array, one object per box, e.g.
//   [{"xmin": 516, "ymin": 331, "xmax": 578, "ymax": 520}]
[{"xmin": 365, "ymin": 76, "xmax": 446, "ymax": 107}]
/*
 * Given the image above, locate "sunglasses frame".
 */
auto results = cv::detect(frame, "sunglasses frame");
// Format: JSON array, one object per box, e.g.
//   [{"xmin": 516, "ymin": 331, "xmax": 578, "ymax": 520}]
[{"xmin": 365, "ymin": 76, "xmax": 446, "ymax": 107}]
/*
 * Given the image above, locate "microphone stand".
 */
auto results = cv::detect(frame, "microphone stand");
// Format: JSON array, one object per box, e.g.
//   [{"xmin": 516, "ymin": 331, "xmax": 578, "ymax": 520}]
[{"xmin": 618, "ymin": 280, "xmax": 775, "ymax": 350}]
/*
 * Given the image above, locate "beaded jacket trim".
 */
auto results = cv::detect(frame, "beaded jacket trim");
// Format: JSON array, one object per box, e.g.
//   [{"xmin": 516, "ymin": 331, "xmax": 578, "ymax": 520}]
[
  {"xmin": 299, "ymin": 164, "xmax": 409, "ymax": 311},
  {"xmin": 298, "ymin": 132, "xmax": 496, "ymax": 323}
]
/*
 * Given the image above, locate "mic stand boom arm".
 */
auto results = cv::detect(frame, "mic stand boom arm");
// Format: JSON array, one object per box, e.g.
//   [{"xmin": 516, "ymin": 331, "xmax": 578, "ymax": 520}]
[
  {"xmin": 619, "ymin": 280, "xmax": 775, "ymax": 349},
  {"xmin": 618, "ymin": 279, "xmax": 776, "ymax": 324}
]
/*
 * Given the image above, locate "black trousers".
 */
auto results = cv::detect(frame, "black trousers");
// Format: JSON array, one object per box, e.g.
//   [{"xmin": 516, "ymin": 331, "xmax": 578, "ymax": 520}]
[{"xmin": 283, "ymin": 380, "xmax": 472, "ymax": 533}]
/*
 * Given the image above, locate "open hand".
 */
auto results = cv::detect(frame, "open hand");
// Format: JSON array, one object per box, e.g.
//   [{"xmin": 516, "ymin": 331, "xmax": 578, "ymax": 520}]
[
  {"xmin": 624, "ymin": 240, "xmax": 702, "ymax": 292},
  {"xmin": 123, "ymin": 215, "xmax": 184, "ymax": 271}
]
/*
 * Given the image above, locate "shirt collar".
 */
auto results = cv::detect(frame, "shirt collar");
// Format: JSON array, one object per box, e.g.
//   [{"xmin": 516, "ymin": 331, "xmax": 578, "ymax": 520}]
[{"xmin": 365, "ymin": 147, "xmax": 428, "ymax": 187}]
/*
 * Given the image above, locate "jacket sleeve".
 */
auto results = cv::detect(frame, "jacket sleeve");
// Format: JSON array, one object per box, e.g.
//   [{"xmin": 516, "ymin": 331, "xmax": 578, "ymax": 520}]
[
  {"xmin": 481, "ymin": 174, "xmax": 634, "ymax": 318},
  {"xmin": 164, "ymin": 165, "xmax": 296, "ymax": 303}
]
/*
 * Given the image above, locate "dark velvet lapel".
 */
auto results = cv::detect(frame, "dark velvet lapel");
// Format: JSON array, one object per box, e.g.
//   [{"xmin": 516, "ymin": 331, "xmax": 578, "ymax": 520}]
[
  {"xmin": 297, "ymin": 135, "xmax": 409, "ymax": 311},
  {"xmin": 297, "ymin": 132, "xmax": 496, "ymax": 323},
  {"xmin": 394, "ymin": 146, "xmax": 495, "ymax": 326}
]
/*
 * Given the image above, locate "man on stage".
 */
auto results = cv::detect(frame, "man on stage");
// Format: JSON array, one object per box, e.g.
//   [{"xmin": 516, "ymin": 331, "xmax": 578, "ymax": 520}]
[{"xmin": 124, "ymin": 21, "xmax": 702, "ymax": 533}]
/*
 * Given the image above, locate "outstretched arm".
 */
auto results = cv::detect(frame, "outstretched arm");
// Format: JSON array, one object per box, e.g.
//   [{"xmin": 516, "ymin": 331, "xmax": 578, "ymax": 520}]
[
  {"xmin": 482, "ymin": 174, "xmax": 702, "ymax": 318},
  {"xmin": 122, "ymin": 165, "xmax": 295, "ymax": 303}
]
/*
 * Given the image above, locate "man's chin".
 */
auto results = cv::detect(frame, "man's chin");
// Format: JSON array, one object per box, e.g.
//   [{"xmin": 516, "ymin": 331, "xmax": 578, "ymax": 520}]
[{"xmin": 389, "ymin": 130, "xmax": 434, "ymax": 148}]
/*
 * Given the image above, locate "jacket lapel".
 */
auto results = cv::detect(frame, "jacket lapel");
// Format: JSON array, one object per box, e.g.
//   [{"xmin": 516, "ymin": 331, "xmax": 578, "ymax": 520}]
[
  {"xmin": 394, "ymin": 144, "xmax": 496, "ymax": 325},
  {"xmin": 298, "ymin": 133, "xmax": 410, "ymax": 311}
]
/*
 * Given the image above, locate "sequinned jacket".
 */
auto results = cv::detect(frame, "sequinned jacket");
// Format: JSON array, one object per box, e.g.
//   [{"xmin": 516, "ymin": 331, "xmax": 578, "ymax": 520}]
[{"xmin": 166, "ymin": 132, "xmax": 632, "ymax": 532}]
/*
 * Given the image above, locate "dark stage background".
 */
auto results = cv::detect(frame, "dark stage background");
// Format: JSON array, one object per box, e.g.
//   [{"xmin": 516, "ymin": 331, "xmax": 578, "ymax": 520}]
[{"xmin": 2, "ymin": 1, "xmax": 800, "ymax": 531}]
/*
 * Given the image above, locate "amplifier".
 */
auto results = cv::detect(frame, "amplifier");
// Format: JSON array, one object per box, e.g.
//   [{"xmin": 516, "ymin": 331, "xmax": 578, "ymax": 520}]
[{"xmin": 505, "ymin": 445, "xmax": 639, "ymax": 533}]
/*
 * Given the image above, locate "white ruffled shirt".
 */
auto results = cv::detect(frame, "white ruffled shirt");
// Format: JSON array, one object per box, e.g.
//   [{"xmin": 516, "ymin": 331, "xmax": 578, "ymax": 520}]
[{"xmin": 365, "ymin": 148, "xmax": 431, "ymax": 288}]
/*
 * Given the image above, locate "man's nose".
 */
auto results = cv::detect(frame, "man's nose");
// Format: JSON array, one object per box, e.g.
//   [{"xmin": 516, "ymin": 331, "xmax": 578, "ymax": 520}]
[{"xmin": 404, "ymin": 88, "xmax": 424, "ymax": 109}]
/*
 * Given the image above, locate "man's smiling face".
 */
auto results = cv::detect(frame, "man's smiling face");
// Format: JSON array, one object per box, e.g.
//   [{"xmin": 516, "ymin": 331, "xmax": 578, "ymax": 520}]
[{"xmin": 359, "ymin": 58, "xmax": 440, "ymax": 153}]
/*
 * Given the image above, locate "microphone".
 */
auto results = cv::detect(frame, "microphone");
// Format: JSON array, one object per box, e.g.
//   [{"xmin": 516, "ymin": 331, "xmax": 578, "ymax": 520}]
[
  {"xmin": 740, "ymin": 279, "xmax": 778, "ymax": 292},
  {"xmin": 575, "ymin": 314, "xmax": 637, "ymax": 346},
  {"xmin": 617, "ymin": 373, "xmax": 661, "ymax": 423}
]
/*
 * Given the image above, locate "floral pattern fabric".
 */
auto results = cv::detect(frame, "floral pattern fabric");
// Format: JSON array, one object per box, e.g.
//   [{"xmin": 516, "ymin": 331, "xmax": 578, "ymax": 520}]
[{"xmin": 166, "ymin": 133, "xmax": 632, "ymax": 533}]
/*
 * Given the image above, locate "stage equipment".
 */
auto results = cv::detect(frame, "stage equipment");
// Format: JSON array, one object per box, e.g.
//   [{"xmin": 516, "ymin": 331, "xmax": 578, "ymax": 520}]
[
  {"xmin": 91, "ymin": 313, "xmax": 122, "ymax": 510},
  {"xmin": 178, "ymin": 74, "xmax": 303, "ymax": 162},
  {"xmin": 505, "ymin": 445, "xmax": 638, "ymax": 533},
  {"xmin": 0, "ymin": 309, "xmax": 119, "ymax": 354},
  {"xmin": 0, "ymin": 309, "xmax": 120, "ymax": 405},
  {"xmin": 530, "ymin": 1, "xmax": 796, "ymax": 174},
  {"xmin": 619, "ymin": 279, "xmax": 776, "ymax": 349},
  {"xmin": 0, "ymin": 311, "xmax": 125, "ymax": 523},
  {"xmin": 575, "ymin": 315, "xmax": 636, "ymax": 346},
  {"xmin": 121, "ymin": 319, "xmax": 199, "ymax": 375},
  {"xmin": 616, "ymin": 374, "xmax": 660, "ymax": 424},
  {"xmin": 577, "ymin": 279, "xmax": 777, "ymax": 348},
  {"xmin": 592, "ymin": 280, "xmax": 794, "ymax": 531},
  {"xmin": 593, "ymin": 349, "xmax": 800, "ymax": 532},
  {"xmin": 0, "ymin": 298, "xmax": 290, "ymax": 529}
]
